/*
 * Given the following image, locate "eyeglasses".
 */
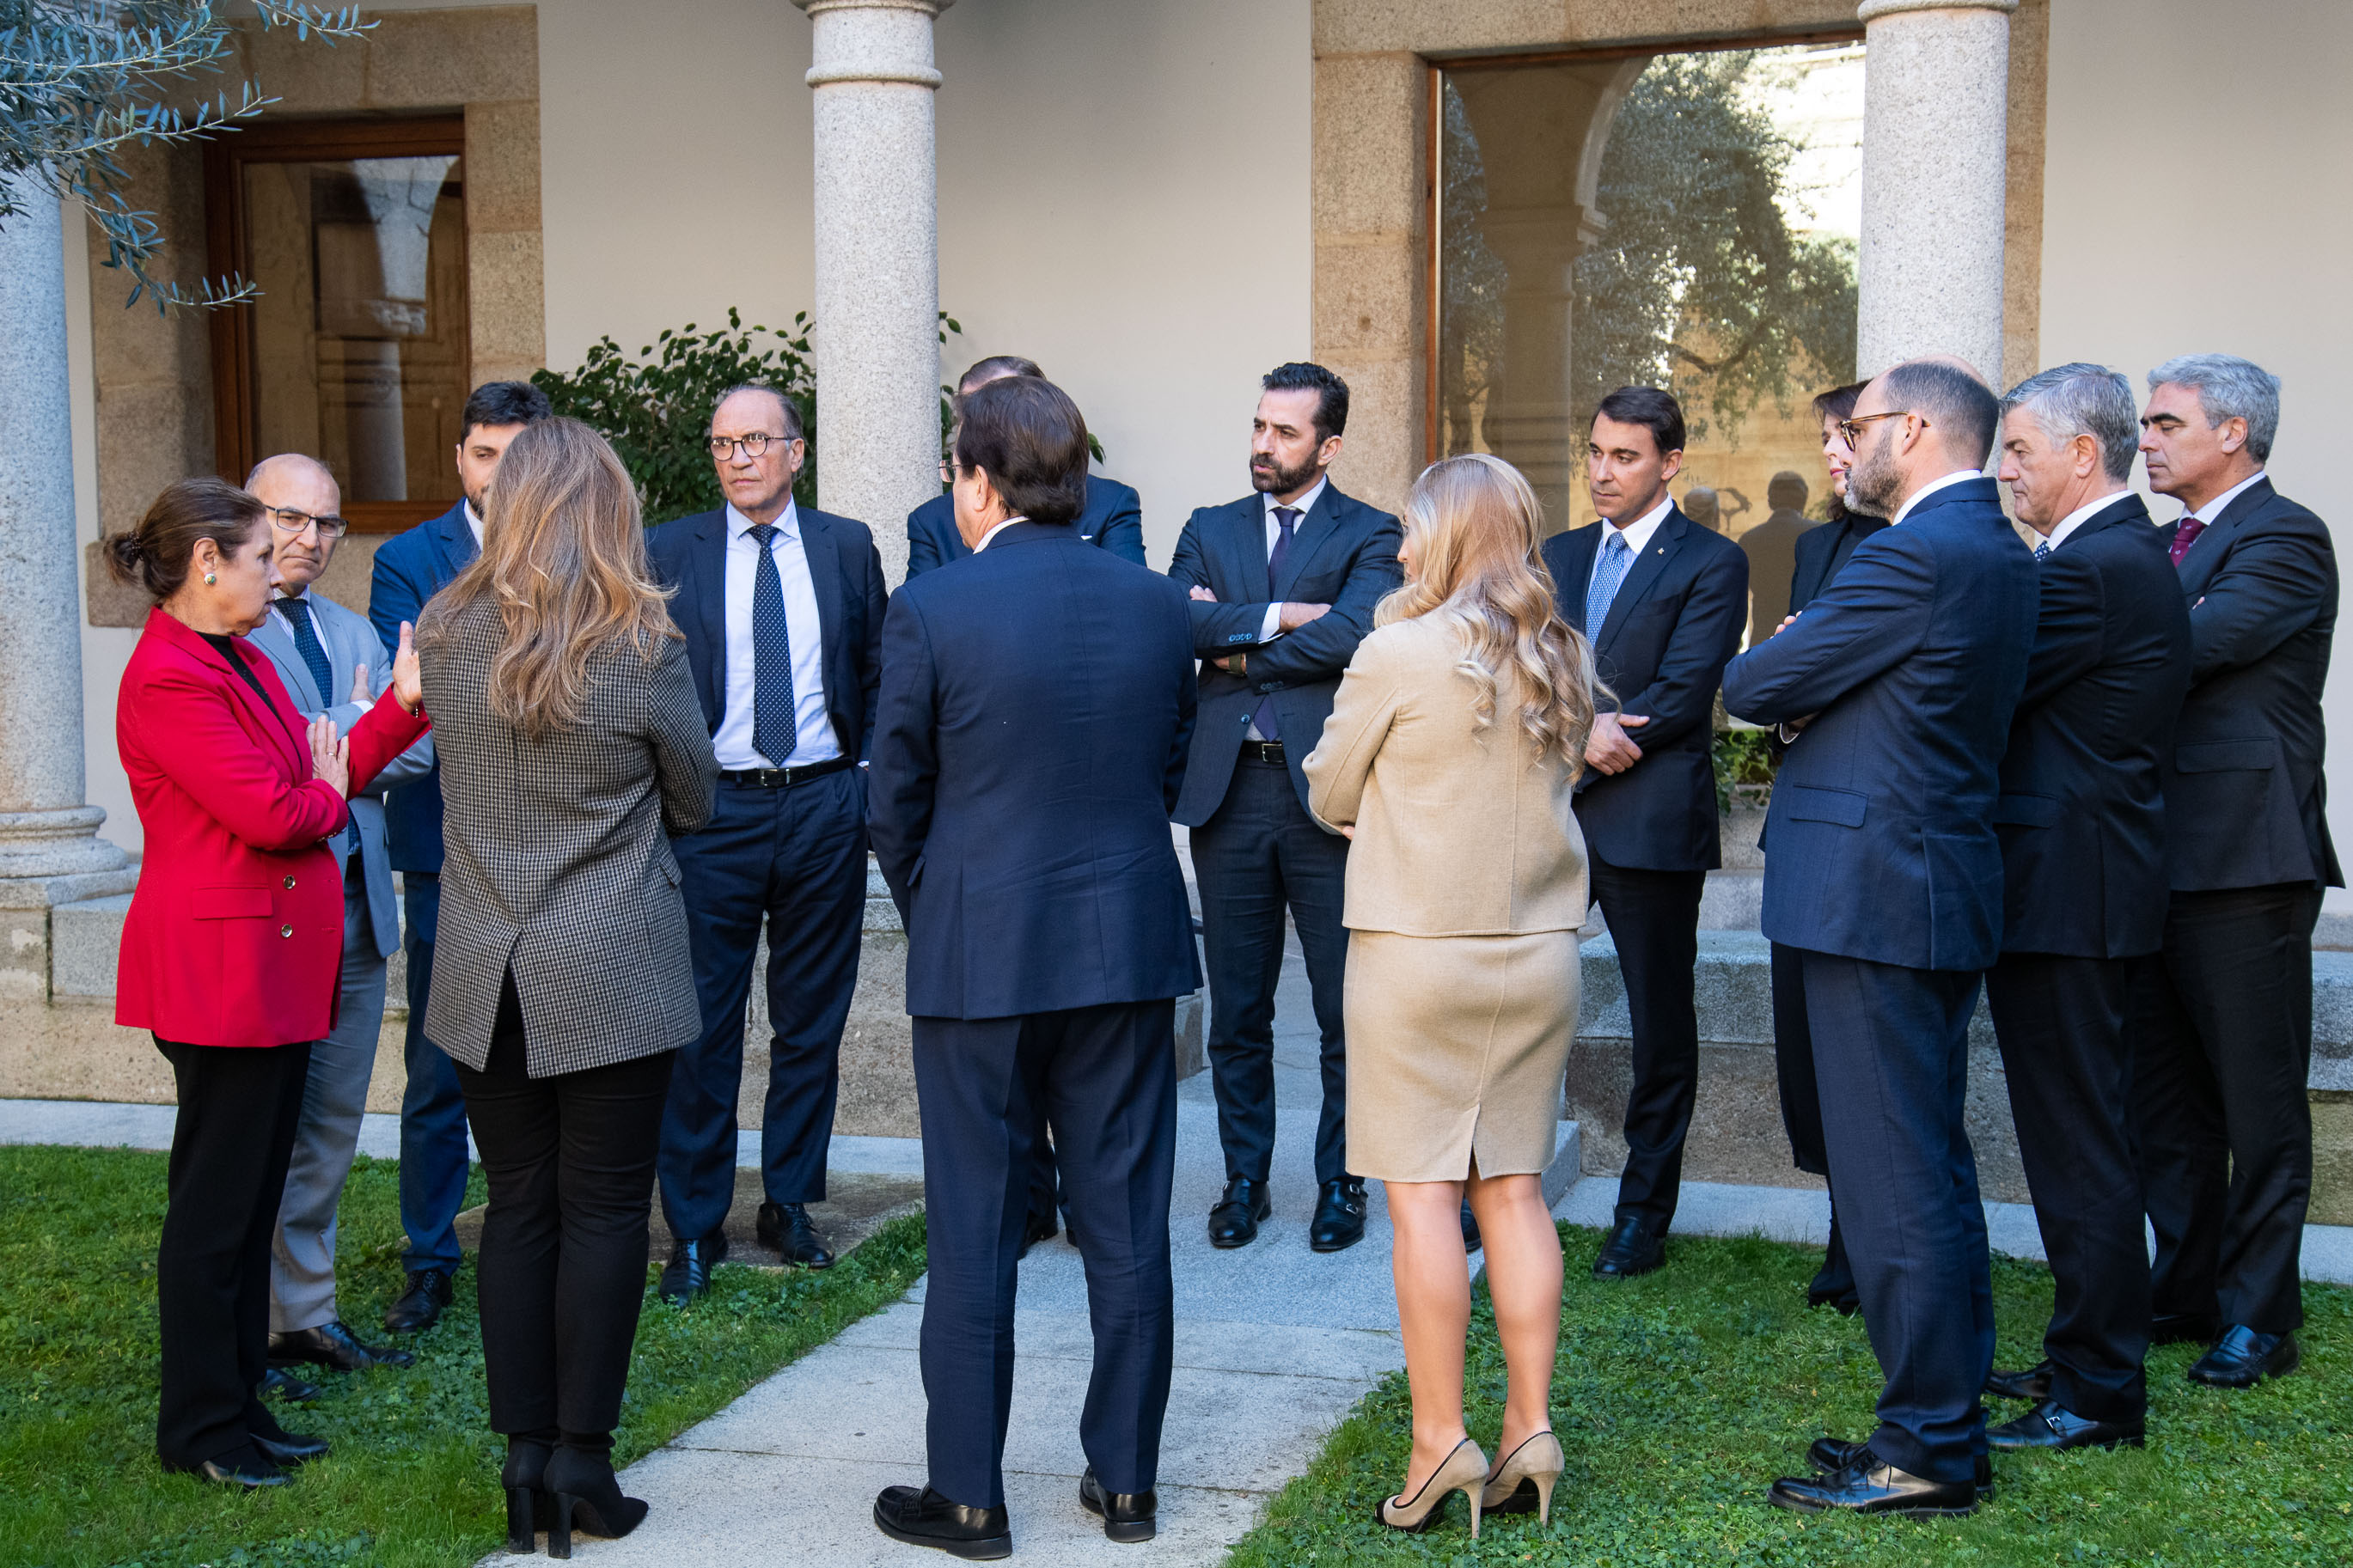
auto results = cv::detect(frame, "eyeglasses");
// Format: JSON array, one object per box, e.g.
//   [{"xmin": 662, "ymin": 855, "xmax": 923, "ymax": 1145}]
[
  {"xmin": 1836, "ymin": 411, "xmax": 1923, "ymax": 447},
  {"xmin": 707, "ymin": 432, "xmax": 793, "ymax": 460},
  {"xmin": 267, "ymin": 507, "xmax": 348, "ymax": 540}
]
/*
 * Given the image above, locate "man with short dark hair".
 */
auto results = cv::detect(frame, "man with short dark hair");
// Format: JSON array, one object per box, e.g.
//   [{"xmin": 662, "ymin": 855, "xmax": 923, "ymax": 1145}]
[
  {"xmin": 870, "ymin": 375, "xmax": 1201, "ymax": 1555},
  {"xmin": 1540, "ymin": 387, "xmax": 1747, "ymax": 1280},
  {"xmin": 1169, "ymin": 362, "xmax": 1403, "ymax": 1254},
  {"xmin": 645, "ymin": 383, "xmax": 888, "ymax": 1301},
  {"xmin": 370, "ymin": 378, "xmax": 550, "ymax": 1334},
  {"xmin": 907, "ymin": 356, "xmax": 1145, "ymax": 578},
  {"xmin": 1739, "ymin": 470, "xmax": 1818, "ymax": 650},
  {"xmin": 1727, "ymin": 357, "xmax": 2036, "ymax": 1517},
  {"xmin": 2130, "ymin": 352, "xmax": 2337, "ymax": 1390}
]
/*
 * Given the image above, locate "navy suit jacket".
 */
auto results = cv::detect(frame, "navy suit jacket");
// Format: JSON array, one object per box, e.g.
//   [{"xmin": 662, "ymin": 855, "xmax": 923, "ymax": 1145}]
[
  {"xmin": 1722, "ymin": 477, "xmax": 2037, "ymax": 971},
  {"xmin": 1541, "ymin": 505, "xmax": 1747, "ymax": 870},
  {"xmin": 370, "ymin": 501, "xmax": 476, "ymax": 875},
  {"xmin": 869, "ymin": 522, "xmax": 1202, "ymax": 1019},
  {"xmin": 645, "ymin": 505, "xmax": 888, "ymax": 766},
  {"xmin": 1165, "ymin": 483, "xmax": 1403, "ymax": 824},
  {"xmin": 2161, "ymin": 477, "xmax": 2342, "ymax": 893},
  {"xmin": 905, "ymin": 475, "xmax": 1146, "ymax": 577},
  {"xmin": 1996, "ymin": 496, "xmax": 2191, "ymax": 957},
  {"xmin": 1788, "ymin": 511, "xmax": 1891, "ymax": 617}
]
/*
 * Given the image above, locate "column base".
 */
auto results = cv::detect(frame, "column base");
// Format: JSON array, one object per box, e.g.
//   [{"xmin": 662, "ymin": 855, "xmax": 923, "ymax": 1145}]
[{"xmin": 0, "ymin": 808, "xmax": 138, "ymax": 1006}]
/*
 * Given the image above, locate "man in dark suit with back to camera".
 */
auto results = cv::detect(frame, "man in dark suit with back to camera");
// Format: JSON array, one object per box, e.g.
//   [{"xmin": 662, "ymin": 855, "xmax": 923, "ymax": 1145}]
[
  {"xmin": 2130, "ymin": 353, "xmax": 2338, "ymax": 1390},
  {"xmin": 1539, "ymin": 386, "xmax": 1747, "ymax": 1279},
  {"xmin": 908, "ymin": 355, "xmax": 1146, "ymax": 578},
  {"xmin": 1977, "ymin": 363, "xmax": 2191, "ymax": 1455},
  {"xmin": 645, "ymin": 384, "xmax": 888, "ymax": 1300},
  {"xmin": 369, "ymin": 379, "xmax": 549, "ymax": 1334},
  {"xmin": 1725, "ymin": 358, "xmax": 2037, "ymax": 1518},
  {"xmin": 1168, "ymin": 363, "xmax": 1402, "ymax": 1254},
  {"xmin": 869, "ymin": 375, "xmax": 1201, "ymax": 1556}
]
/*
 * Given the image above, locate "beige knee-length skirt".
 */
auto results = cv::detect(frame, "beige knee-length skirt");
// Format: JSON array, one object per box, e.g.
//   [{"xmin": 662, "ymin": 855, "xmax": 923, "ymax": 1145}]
[{"xmin": 1342, "ymin": 927, "xmax": 1580, "ymax": 1183}]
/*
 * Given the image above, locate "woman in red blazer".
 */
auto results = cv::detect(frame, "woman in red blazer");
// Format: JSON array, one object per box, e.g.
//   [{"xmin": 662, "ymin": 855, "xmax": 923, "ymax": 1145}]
[{"xmin": 111, "ymin": 478, "xmax": 429, "ymax": 1488}]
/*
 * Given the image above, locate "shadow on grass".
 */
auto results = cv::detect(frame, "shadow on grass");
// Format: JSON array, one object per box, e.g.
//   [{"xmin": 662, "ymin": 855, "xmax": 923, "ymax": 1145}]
[
  {"xmin": 0, "ymin": 1145, "xmax": 926, "ymax": 1568},
  {"xmin": 1228, "ymin": 1223, "xmax": 2352, "ymax": 1567}
]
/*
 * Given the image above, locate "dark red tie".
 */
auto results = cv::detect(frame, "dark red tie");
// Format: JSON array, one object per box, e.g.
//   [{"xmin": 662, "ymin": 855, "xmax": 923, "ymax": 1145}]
[{"xmin": 2171, "ymin": 516, "xmax": 2205, "ymax": 566}]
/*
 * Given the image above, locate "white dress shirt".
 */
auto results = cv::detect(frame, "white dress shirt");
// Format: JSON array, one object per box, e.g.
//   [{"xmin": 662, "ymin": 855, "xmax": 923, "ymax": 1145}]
[
  {"xmin": 464, "ymin": 500, "xmax": 484, "ymax": 550},
  {"xmin": 1588, "ymin": 493, "xmax": 1675, "ymax": 595},
  {"xmin": 2042, "ymin": 490, "xmax": 2134, "ymax": 553},
  {"xmin": 974, "ymin": 516, "xmax": 1025, "ymax": 552},
  {"xmin": 1256, "ymin": 476, "xmax": 1329, "ymax": 644},
  {"xmin": 712, "ymin": 501, "xmax": 840, "ymax": 770},
  {"xmin": 2187, "ymin": 468, "xmax": 2268, "ymax": 526},
  {"xmin": 1890, "ymin": 468, "xmax": 1985, "ymax": 527}
]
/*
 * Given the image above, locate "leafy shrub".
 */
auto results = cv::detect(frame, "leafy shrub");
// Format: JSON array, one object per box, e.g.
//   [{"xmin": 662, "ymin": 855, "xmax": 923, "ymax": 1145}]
[{"xmin": 1712, "ymin": 723, "xmax": 1776, "ymax": 812}]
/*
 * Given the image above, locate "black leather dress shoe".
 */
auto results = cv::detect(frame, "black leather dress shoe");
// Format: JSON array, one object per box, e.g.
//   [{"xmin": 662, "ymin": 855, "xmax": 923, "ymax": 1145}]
[
  {"xmin": 1207, "ymin": 1176, "xmax": 1270, "ymax": 1249},
  {"xmin": 1770, "ymin": 1447, "xmax": 1977, "ymax": 1517},
  {"xmin": 269, "ymin": 1321, "xmax": 414, "ymax": 1372},
  {"xmin": 657, "ymin": 1234, "xmax": 728, "ymax": 1306},
  {"xmin": 251, "ymin": 1429, "xmax": 332, "ymax": 1467},
  {"xmin": 1309, "ymin": 1178, "xmax": 1367, "ymax": 1253},
  {"xmin": 757, "ymin": 1201, "xmax": 837, "ymax": 1269},
  {"xmin": 260, "ymin": 1365, "xmax": 320, "ymax": 1403},
  {"xmin": 1807, "ymin": 1212, "xmax": 1860, "ymax": 1313},
  {"xmin": 1461, "ymin": 1201, "xmax": 1482, "ymax": 1254},
  {"xmin": 383, "ymin": 1267, "xmax": 455, "ymax": 1333},
  {"xmin": 2150, "ymin": 1311, "xmax": 2221, "ymax": 1346},
  {"xmin": 170, "ymin": 1446, "xmax": 286, "ymax": 1489},
  {"xmin": 1988, "ymin": 1399, "xmax": 2144, "ymax": 1451},
  {"xmin": 1591, "ymin": 1216, "xmax": 1664, "ymax": 1279},
  {"xmin": 2188, "ymin": 1325, "xmax": 2299, "ymax": 1388},
  {"xmin": 1985, "ymin": 1359, "xmax": 2054, "ymax": 1401},
  {"xmin": 1079, "ymin": 1465, "xmax": 1158, "ymax": 1542},
  {"xmin": 1809, "ymin": 1437, "xmax": 1991, "ymax": 1493},
  {"xmin": 872, "ymin": 1484, "xmax": 1012, "ymax": 1559}
]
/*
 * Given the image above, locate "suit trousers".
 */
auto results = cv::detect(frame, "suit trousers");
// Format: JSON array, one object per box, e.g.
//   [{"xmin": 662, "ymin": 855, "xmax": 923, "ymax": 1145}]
[
  {"xmin": 1798, "ymin": 949, "xmax": 1992, "ymax": 1484},
  {"xmin": 2130, "ymin": 882, "xmax": 2319, "ymax": 1333},
  {"xmin": 914, "ymin": 1000, "xmax": 1177, "ymax": 1510},
  {"xmin": 455, "ymin": 970, "xmax": 675, "ymax": 1438},
  {"xmin": 1589, "ymin": 852, "xmax": 1708, "ymax": 1229},
  {"xmin": 397, "ymin": 872, "xmax": 473, "ymax": 1275},
  {"xmin": 154, "ymin": 1035, "xmax": 311, "ymax": 1468},
  {"xmin": 1985, "ymin": 953, "xmax": 2151, "ymax": 1420},
  {"xmin": 1192, "ymin": 756, "xmax": 1349, "ymax": 1185},
  {"xmin": 661, "ymin": 770, "xmax": 866, "ymax": 1241},
  {"xmin": 1770, "ymin": 940, "xmax": 1854, "ymax": 1303},
  {"xmin": 272, "ymin": 865, "xmax": 389, "ymax": 1331}
]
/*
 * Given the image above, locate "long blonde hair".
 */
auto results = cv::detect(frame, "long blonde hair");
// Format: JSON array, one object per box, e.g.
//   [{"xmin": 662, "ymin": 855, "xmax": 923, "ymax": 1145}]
[
  {"xmin": 417, "ymin": 418, "xmax": 678, "ymax": 738},
  {"xmin": 1377, "ymin": 453, "xmax": 1602, "ymax": 766}
]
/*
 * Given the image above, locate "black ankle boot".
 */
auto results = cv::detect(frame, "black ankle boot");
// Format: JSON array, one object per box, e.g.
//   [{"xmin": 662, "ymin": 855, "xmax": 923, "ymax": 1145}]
[
  {"xmin": 543, "ymin": 1441, "xmax": 648, "ymax": 1559},
  {"xmin": 502, "ymin": 1431, "xmax": 558, "ymax": 1554}
]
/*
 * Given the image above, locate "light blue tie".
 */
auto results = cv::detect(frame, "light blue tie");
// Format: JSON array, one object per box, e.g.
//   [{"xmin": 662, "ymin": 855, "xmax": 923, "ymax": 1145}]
[
  {"xmin": 1586, "ymin": 530, "xmax": 1634, "ymax": 637},
  {"xmin": 2033, "ymin": 540, "xmax": 2051, "ymax": 562}
]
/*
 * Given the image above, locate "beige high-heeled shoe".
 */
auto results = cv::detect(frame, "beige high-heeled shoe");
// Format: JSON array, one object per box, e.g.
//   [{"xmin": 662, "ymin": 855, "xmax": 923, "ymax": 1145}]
[
  {"xmin": 1480, "ymin": 1430, "xmax": 1565, "ymax": 1524},
  {"xmin": 1375, "ymin": 1437, "xmax": 1489, "ymax": 1537}
]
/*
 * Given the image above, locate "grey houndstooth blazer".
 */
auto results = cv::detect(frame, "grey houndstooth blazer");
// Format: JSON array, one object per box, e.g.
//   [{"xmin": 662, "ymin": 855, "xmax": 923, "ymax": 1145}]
[{"xmin": 419, "ymin": 597, "xmax": 718, "ymax": 1076}]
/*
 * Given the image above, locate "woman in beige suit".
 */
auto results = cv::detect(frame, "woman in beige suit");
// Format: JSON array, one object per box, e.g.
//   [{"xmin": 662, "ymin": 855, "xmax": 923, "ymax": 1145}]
[{"xmin": 1305, "ymin": 453, "xmax": 1599, "ymax": 1538}]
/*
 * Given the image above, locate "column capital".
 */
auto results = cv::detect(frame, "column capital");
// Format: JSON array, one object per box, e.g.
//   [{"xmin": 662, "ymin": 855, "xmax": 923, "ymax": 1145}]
[
  {"xmin": 793, "ymin": 0, "xmax": 956, "ymax": 88},
  {"xmin": 1858, "ymin": 0, "xmax": 2017, "ymax": 19}
]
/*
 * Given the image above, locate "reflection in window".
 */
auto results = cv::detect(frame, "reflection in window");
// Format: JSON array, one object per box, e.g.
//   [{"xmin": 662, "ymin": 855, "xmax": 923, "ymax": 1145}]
[{"xmin": 1438, "ymin": 41, "xmax": 1863, "ymax": 606}]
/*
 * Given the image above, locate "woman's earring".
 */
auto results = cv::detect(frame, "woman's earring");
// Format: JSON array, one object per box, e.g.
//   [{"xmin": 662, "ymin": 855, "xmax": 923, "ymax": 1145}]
[{"xmin": 203, "ymin": 571, "xmax": 217, "ymax": 586}]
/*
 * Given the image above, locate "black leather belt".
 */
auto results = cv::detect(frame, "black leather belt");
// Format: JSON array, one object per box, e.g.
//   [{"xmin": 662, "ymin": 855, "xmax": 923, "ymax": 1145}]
[
  {"xmin": 718, "ymin": 756, "xmax": 856, "ymax": 789},
  {"xmin": 1241, "ymin": 741, "xmax": 1287, "ymax": 765}
]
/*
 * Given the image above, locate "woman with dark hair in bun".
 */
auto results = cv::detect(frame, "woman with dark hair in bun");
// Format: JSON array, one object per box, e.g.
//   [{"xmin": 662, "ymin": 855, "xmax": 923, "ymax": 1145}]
[{"xmin": 109, "ymin": 477, "xmax": 430, "ymax": 1489}]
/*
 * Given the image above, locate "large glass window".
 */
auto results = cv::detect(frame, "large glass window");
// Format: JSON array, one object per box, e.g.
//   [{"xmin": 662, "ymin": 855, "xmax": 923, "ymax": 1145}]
[
  {"xmin": 207, "ymin": 119, "xmax": 471, "ymax": 532},
  {"xmin": 1435, "ymin": 39, "xmax": 1863, "ymax": 640}
]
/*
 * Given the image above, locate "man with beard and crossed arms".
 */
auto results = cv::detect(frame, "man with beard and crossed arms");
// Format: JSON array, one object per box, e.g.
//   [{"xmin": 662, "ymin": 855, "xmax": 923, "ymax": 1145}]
[
  {"xmin": 1725, "ymin": 358, "xmax": 2035, "ymax": 1518},
  {"xmin": 1975, "ymin": 363, "xmax": 2191, "ymax": 1455}
]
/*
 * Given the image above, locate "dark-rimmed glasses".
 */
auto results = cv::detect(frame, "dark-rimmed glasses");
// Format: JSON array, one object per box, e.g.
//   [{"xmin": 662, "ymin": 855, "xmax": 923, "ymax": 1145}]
[
  {"xmin": 1837, "ymin": 411, "xmax": 1922, "ymax": 447},
  {"xmin": 708, "ymin": 432, "xmax": 793, "ymax": 460},
  {"xmin": 267, "ymin": 506, "xmax": 348, "ymax": 540}
]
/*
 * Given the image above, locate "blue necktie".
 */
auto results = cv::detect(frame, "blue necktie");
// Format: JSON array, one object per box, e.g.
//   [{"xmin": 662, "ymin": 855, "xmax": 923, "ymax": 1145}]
[
  {"xmin": 2033, "ymin": 540, "xmax": 2051, "ymax": 562},
  {"xmin": 1252, "ymin": 506, "xmax": 1300, "ymax": 741},
  {"xmin": 1586, "ymin": 529, "xmax": 1634, "ymax": 638},
  {"xmin": 749, "ymin": 524, "xmax": 798, "ymax": 767},
  {"xmin": 279, "ymin": 596, "xmax": 355, "ymax": 857}
]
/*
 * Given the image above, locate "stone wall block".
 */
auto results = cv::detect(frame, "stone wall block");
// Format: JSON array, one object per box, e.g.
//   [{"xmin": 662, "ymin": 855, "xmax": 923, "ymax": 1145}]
[
  {"xmin": 1319, "ymin": 354, "xmax": 1416, "ymax": 516},
  {"xmin": 468, "ymin": 230, "xmax": 548, "ymax": 372},
  {"xmin": 465, "ymin": 99, "xmax": 546, "ymax": 234},
  {"xmin": 1311, "ymin": 52, "xmax": 1422, "ymax": 241},
  {"xmin": 1311, "ymin": 238, "xmax": 1419, "ymax": 362},
  {"xmin": 358, "ymin": 9, "xmax": 541, "ymax": 109}
]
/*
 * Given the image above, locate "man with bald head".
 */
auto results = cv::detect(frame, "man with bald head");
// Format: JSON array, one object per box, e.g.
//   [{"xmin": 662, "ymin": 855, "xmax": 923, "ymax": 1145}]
[
  {"xmin": 1725, "ymin": 358, "xmax": 2037, "ymax": 1517},
  {"xmin": 243, "ymin": 454, "xmax": 435, "ymax": 1382}
]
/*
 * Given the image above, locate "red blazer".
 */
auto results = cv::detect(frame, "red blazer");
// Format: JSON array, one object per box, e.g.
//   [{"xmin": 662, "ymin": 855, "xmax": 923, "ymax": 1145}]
[{"xmin": 116, "ymin": 607, "xmax": 431, "ymax": 1048}]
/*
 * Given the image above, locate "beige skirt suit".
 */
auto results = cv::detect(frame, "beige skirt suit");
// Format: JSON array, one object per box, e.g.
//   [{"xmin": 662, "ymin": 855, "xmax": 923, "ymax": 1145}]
[{"xmin": 1302, "ymin": 614, "xmax": 1589, "ymax": 1183}]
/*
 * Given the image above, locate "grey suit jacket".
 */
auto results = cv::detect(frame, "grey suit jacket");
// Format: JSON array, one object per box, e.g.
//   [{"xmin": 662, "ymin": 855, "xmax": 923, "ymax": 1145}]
[
  {"xmin": 418, "ymin": 597, "xmax": 718, "ymax": 1076},
  {"xmin": 247, "ymin": 589, "xmax": 436, "ymax": 961}
]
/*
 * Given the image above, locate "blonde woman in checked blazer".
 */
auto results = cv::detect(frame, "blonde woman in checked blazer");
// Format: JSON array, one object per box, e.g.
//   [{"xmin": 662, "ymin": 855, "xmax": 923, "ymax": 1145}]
[{"xmin": 413, "ymin": 417, "xmax": 717, "ymax": 1553}]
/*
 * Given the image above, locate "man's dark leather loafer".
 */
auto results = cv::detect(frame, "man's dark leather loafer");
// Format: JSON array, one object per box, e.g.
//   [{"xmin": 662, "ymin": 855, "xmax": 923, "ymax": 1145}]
[
  {"xmin": 383, "ymin": 1266, "xmax": 455, "ymax": 1333},
  {"xmin": 1079, "ymin": 1466, "xmax": 1157, "ymax": 1542},
  {"xmin": 1988, "ymin": 1400, "xmax": 2144, "ymax": 1451},
  {"xmin": 260, "ymin": 1365, "xmax": 320, "ymax": 1403},
  {"xmin": 1207, "ymin": 1176, "xmax": 1270, "ymax": 1249},
  {"xmin": 1809, "ymin": 1437, "xmax": 1992, "ymax": 1493},
  {"xmin": 1308, "ymin": 1178, "xmax": 1367, "ymax": 1254},
  {"xmin": 269, "ymin": 1321, "xmax": 413, "ymax": 1372},
  {"xmin": 1591, "ymin": 1216, "xmax": 1664, "ymax": 1278},
  {"xmin": 2188, "ymin": 1326, "xmax": 2298, "ymax": 1388},
  {"xmin": 1770, "ymin": 1447, "xmax": 1977, "ymax": 1517},
  {"xmin": 252, "ymin": 1430, "xmax": 332, "ymax": 1467},
  {"xmin": 657, "ymin": 1234, "xmax": 727, "ymax": 1306},
  {"xmin": 168, "ymin": 1448, "xmax": 286, "ymax": 1489},
  {"xmin": 1985, "ymin": 1359, "xmax": 2054, "ymax": 1401},
  {"xmin": 873, "ymin": 1484, "xmax": 1012, "ymax": 1559},
  {"xmin": 757, "ymin": 1201, "xmax": 837, "ymax": 1269}
]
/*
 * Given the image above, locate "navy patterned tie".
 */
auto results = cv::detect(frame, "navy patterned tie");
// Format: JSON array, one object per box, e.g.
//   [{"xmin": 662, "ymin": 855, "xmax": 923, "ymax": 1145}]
[
  {"xmin": 1251, "ymin": 506, "xmax": 1300, "ymax": 741},
  {"xmin": 2033, "ymin": 540, "xmax": 2051, "ymax": 562},
  {"xmin": 749, "ymin": 524, "xmax": 797, "ymax": 767},
  {"xmin": 278, "ymin": 596, "xmax": 354, "ymax": 856}
]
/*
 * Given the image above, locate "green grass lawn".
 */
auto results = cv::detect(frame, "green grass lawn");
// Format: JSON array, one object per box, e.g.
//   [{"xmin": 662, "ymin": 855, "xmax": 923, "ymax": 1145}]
[
  {"xmin": 1230, "ymin": 1224, "xmax": 2353, "ymax": 1567},
  {"xmin": 0, "ymin": 1144, "xmax": 926, "ymax": 1568}
]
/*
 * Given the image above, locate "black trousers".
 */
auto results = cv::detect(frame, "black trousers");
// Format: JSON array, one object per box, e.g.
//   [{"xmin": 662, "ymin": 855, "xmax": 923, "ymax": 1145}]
[
  {"xmin": 1191, "ymin": 756, "xmax": 1350, "ymax": 1185},
  {"xmin": 1590, "ymin": 852, "xmax": 1708, "ymax": 1230},
  {"xmin": 455, "ymin": 973, "xmax": 676, "ymax": 1439},
  {"xmin": 1770, "ymin": 940, "xmax": 1854, "ymax": 1303},
  {"xmin": 2130, "ymin": 882, "xmax": 2319, "ymax": 1334},
  {"xmin": 1985, "ymin": 952, "xmax": 2151, "ymax": 1420},
  {"xmin": 154, "ymin": 1035, "xmax": 310, "ymax": 1468},
  {"xmin": 914, "ymin": 999, "xmax": 1177, "ymax": 1510}
]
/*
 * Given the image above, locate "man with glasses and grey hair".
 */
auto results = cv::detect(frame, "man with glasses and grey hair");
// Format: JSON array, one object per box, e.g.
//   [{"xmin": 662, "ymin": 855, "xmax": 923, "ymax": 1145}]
[
  {"xmin": 1973, "ymin": 365, "xmax": 2191, "ymax": 1455},
  {"xmin": 645, "ymin": 384, "xmax": 888, "ymax": 1303},
  {"xmin": 2130, "ymin": 354, "xmax": 2338, "ymax": 1390},
  {"xmin": 243, "ymin": 453, "xmax": 435, "ymax": 1385}
]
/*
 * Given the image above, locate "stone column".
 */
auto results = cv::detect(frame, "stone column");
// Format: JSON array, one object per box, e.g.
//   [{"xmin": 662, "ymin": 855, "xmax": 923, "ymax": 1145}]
[
  {"xmin": 791, "ymin": 0, "xmax": 955, "ymax": 587},
  {"xmin": 0, "ymin": 177, "xmax": 134, "ymax": 1004},
  {"xmin": 1855, "ymin": 0, "xmax": 2018, "ymax": 381}
]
